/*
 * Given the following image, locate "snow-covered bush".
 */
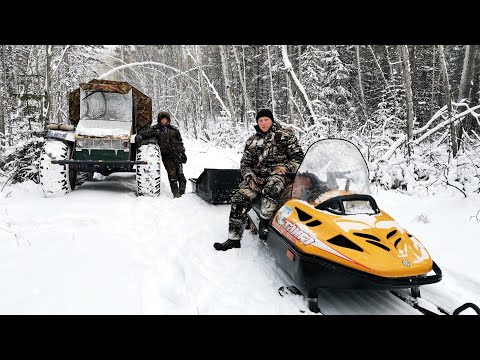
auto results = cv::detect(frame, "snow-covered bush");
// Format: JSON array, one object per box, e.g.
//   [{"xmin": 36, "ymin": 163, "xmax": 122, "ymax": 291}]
[{"xmin": 1, "ymin": 135, "xmax": 44, "ymax": 185}]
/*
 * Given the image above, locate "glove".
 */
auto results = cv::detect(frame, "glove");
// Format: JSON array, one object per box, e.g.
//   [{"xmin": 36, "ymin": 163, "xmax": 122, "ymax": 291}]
[
  {"xmin": 181, "ymin": 153, "xmax": 187, "ymax": 164},
  {"xmin": 246, "ymin": 173, "xmax": 264, "ymax": 193},
  {"xmin": 272, "ymin": 166, "xmax": 287, "ymax": 175},
  {"xmin": 135, "ymin": 134, "xmax": 143, "ymax": 145}
]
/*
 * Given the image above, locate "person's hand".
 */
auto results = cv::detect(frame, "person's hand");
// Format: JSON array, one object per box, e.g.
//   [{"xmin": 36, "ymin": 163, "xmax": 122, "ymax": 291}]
[
  {"xmin": 272, "ymin": 166, "xmax": 287, "ymax": 175},
  {"xmin": 181, "ymin": 154, "xmax": 187, "ymax": 164},
  {"xmin": 246, "ymin": 174, "xmax": 262, "ymax": 193},
  {"xmin": 135, "ymin": 134, "xmax": 143, "ymax": 145}
]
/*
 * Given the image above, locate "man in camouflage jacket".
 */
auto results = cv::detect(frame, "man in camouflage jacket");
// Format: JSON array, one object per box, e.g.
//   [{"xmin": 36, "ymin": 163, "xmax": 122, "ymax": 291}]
[
  {"xmin": 214, "ymin": 108, "xmax": 305, "ymax": 251},
  {"xmin": 137, "ymin": 111, "xmax": 187, "ymax": 198}
]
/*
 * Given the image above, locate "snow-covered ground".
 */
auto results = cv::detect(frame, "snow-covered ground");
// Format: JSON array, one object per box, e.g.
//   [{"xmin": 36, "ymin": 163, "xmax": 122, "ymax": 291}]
[{"xmin": 0, "ymin": 138, "xmax": 479, "ymax": 315}]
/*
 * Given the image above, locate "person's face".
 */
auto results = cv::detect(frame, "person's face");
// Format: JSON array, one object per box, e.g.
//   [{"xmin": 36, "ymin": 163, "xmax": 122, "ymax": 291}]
[
  {"xmin": 257, "ymin": 116, "xmax": 273, "ymax": 132},
  {"xmin": 160, "ymin": 117, "xmax": 168, "ymax": 125}
]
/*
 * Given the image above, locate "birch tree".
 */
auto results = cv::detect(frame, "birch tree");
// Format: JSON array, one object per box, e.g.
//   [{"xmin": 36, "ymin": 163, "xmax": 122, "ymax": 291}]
[
  {"xmin": 195, "ymin": 45, "xmax": 208, "ymax": 130},
  {"xmin": 285, "ymin": 73, "xmax": 295, "ymax": 124},
  {"xmin": 42, "ymin": 45, "xmax": 52, "ymax": 124},
  {"xmin": 183, "ymin": 47, "xmax": 231, "ymax": 122},
  {"xmin": 430, "ymin": 46, "xmax": 437, "ymax": 119},
  {"xmin": 281, "ymin": 45, "xmax": 321, "ymax": 128},
  {"xmin": 297, "ymin": 45, "xmax": 303, "ymax": 85},
  {"xmin": 0, "ymin": 46, "xmax": 5, "ymax": 136},
  {"xmin": 438, "ymin": 45, "xmax": 458, "ymax": 157},
  {"xmin": 456, "ymin": 45, "xmax": 477, "ymax": 148},
  {"xmin": 399, "ymin": 45, "xmax": 414, "ymax": 157},
  {"xmin": 356, "ymin": 45, "xmax": 367, "ymax": 118},
  {"xmin": 219, "ymin": 45, "xmax": 237, "ymax": 127},
  {"xmin": 233, "ymin": 45, "xmax": 254, "ymax": 125},
  {"xmin": 266, "ymin": 45, "xmax": 276, "ymax": 117}
]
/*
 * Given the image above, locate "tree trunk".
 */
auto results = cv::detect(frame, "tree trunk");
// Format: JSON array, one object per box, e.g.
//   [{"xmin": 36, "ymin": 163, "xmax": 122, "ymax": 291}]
[
  {"xmin": 183, "ymin": 46, "xmax": 232, "ymax": 124},
  {"xmin": 384, "ymin": 45, "xmax": 399, "ymax": 116},
  {"xmin": 266, "ymin": 45, "xmax": 276, "ymax": 116},
  {"xmin": 281, "ymin": 45, "xmax": 319, "ymax": 127},
  {"xmin": 367, "ymin": 45, "xmax": 389, "ymax": 91},
  {"xmin": 456, "ymin": 45, "xmax": 477, "ymax": 149},
  {"xmin": 430, "ymin": 46, "xmax": 437, "ymax": 119},
  {"xmin": 195, "ymin": 45, "xmax": 207, "ymax": 130},
  {"xmin": 368, "ymin": 45, "xmax": 398, "ymax": 114},
  {"xmin": 356, "ymin": 45, "xmax": 367, "ymax": 118},
  {"xmin": 0, "ymin": 46, "xmax": 5, "ymax": 136},
  {"xmin": 43, "ymin": 45, "xmax": 52, "ymax": 124},
  {"xmin": 233, "ymin": 45, "xmax": 254, "ymax": 126},
  {"xmin": 286, "ymin": 73, "xmax": 294, "ymax": 124},
  {"xmin": 466, "ymin": 52, "xmax": 480, "ymax": 135},
  {"xmin": 438, "ymin": 45, "xmax": 458, "ymax": 157},
  {"xmin": 219, "ymin": 45, "xmax": 237, "ymax": 127},
  {"xmin": 399, "ymin": 45, "xmax": 414, "ymax": 158},
  {"xmin": 0, "ymin": 89, "xmax": 3, "ymax": 136},
  {"xmin": 297, "ymin": 45, "xmax": 303, "ymax": 86}
]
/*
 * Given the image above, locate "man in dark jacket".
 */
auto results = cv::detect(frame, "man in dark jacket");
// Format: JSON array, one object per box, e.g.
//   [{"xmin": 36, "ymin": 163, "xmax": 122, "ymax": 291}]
[
  {"xmin": 213, "ymin": 108, "xmax": 305, "ymax": 251},
  {"xmin": 137, "ymin": 111, "xmax": 187, "ymax": 198}
]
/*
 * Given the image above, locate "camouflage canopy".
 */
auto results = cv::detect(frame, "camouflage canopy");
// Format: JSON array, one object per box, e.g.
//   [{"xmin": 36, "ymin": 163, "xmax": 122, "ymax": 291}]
[{"xmin": 68, "ymin": 79, "xmax": 152, "ymax": 129}]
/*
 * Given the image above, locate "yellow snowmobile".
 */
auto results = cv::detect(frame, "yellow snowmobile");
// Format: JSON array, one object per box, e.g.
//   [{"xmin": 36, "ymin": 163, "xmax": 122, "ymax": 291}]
[
  {"xmin": 246, "ymin": 138, "xmax": 478, "ymax": 314},
  {"xmin": 190, "ymin": 138, "xmax": 479, "ymax": 315}
]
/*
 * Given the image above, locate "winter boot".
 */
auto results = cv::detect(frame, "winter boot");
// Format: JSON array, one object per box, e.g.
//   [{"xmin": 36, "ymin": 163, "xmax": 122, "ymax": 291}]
[
  {"xmin": 258, "ymin": 217, "xmax": 270, "ymax": 241},
  {"xmin": 213, "ymin": 239, "xmax": 241, "ymax": 251}
]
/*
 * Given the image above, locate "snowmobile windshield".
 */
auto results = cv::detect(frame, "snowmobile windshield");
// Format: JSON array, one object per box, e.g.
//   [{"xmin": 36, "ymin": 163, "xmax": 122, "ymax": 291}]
[{"xmin": 292, "ymin": 139, "xmax": 370, "ymax": 204}]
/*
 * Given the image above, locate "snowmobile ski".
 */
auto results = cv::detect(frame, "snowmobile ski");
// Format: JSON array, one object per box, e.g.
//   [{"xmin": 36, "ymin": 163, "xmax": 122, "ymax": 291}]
[{"xmin": 390, "ymin": 290, "xmax": 480, "ymax": 315}]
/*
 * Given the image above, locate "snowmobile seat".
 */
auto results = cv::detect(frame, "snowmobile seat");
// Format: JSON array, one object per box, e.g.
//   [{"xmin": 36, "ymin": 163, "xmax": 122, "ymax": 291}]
[{"xmin": 292, "ymin": 171, "xmax": 329, "ymax": 203}]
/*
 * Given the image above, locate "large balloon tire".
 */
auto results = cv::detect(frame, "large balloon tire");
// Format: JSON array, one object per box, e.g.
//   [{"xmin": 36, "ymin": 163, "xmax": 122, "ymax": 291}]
[
  {"xmin": 136, "ymin": 143, "xmax": 161, "ymax": 197},
  {"xmin": 39, "ymin": 139, "xmax": 76, "ymax": 198}
]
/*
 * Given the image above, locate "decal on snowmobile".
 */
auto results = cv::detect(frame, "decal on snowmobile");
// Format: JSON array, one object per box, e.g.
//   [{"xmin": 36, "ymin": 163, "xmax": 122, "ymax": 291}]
[
  {"xmin": 276, "ymin": 205, "xmax": 293, "ymax": 226},
  {"xmin": 283, "ymin": 219, "xmax": 316, "ymax": 245},
  {"xmin": 277, "ymin": 219, "xmax": 363, "ymax": 265}
]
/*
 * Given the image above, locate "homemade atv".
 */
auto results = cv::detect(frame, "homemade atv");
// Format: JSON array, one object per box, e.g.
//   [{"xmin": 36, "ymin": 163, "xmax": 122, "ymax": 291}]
[{"xmin": 39, "ymin": 79, "xmax": 161, "ymax": 197}]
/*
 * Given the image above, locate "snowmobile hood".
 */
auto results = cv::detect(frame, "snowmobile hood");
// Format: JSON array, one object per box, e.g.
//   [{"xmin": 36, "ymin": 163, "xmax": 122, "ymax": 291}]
[{"xmin": 272, "ymin": 199, "xmax": 433, "ymax": 278}]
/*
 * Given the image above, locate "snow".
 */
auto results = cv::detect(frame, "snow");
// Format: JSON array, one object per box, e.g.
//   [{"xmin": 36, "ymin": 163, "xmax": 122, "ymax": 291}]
[
  {"xmin": 0, "ymin": 137, "xmax": 479, "ymax": 315},
  {"xmin": 75, "ymin": 119, "xmax": 132, "ymax": 138}
]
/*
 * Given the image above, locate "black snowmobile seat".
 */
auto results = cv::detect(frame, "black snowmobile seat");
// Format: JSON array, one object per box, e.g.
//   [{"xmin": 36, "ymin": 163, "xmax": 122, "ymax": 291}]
[{"xmin": 293, "ymin": 172, "xmax": 329, "ymax": 203}]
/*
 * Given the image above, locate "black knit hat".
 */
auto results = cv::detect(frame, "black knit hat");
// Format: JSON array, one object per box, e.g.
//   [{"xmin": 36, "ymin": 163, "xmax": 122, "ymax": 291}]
[
  {"xmin": 157, "ymin": 111, "xmax": 171, "ymax": 123},
  {"xmin": 255, "ymin": 108, "xmax": 274, "ymax": 123}
]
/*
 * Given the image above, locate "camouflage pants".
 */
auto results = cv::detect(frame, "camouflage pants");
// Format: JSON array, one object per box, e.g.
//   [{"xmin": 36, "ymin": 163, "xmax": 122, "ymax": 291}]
[
  {"xmin": 163, "ymin": 158, "xmax": 187, "ymax": 197},
  {"xmin": 228, "ymin": 174, "xmax": 290, "ymax": 241}
]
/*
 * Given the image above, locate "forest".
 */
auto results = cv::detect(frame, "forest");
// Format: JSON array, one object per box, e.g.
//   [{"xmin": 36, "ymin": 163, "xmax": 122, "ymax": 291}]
[{"xmin": 0, "ymin": 45, "xmax": 479, "ymax": 196}]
